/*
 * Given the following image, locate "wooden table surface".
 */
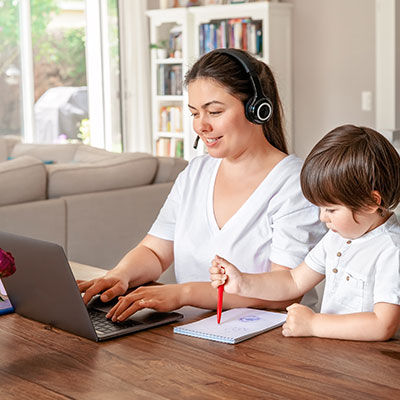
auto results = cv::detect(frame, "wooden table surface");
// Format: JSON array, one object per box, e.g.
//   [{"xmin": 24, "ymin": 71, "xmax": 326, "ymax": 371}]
[{"xmin": 0, "ymin": 263, "xmax": 399, "ymax": 399}]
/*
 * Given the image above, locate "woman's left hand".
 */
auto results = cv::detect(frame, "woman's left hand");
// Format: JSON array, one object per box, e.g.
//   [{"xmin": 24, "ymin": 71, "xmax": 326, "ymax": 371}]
[
  {"xmin": 281, "ymin": 303, "xmax": 315, "ymax": 337},
  {"xmin": 106, "ymin": 284, "xmax": 184, "ymax": 322}
]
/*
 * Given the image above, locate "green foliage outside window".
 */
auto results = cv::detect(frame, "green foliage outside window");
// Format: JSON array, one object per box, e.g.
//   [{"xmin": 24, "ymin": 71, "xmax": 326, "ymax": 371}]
[{"xmin": 0, "ymin": 0, "xmax": 86, "ymax": 86}]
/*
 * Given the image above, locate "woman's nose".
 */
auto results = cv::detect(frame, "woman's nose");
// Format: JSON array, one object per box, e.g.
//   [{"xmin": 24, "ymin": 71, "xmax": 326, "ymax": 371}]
[{"xmin": 195, "ymin": 116, "xmax": 211, "ymax": 134}]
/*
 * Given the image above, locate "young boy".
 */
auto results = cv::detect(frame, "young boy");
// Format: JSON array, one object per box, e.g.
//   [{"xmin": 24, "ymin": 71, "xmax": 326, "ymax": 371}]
[{"xmin": 210, "ymin": 125, "xmax": 400, "ymax": 341}]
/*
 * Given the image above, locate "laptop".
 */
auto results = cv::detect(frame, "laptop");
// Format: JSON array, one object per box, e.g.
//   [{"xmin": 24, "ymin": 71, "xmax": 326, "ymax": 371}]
[{"xmin": 0, "ymin": 231, "xmax": 183, "ymax": 341}]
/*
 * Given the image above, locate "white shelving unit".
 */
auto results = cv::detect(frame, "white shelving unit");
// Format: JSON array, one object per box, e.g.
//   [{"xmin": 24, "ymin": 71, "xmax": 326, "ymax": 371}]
[{"xmin": 146, "ymin": 1, "xmax": 292, "ymax": 160}]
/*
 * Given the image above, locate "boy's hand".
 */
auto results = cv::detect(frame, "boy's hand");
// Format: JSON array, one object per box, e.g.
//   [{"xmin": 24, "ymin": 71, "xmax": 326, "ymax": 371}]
[
  {"xmin": 282, "ymin": 303, "xmax": 316, "ymax": 337},
  {"xmin": 209, "ymin": 255, "xmax": 244, "ymax": 295}
]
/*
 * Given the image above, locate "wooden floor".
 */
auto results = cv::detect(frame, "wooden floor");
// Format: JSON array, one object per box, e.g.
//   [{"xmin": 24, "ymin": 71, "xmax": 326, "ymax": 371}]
[{"xmin": 0, "ymin": 307, "xmax": 399, "ymax": 400}]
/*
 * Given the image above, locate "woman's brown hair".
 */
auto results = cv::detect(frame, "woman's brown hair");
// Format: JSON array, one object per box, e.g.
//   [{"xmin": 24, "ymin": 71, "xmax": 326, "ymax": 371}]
[
  {"xmin": 184, "ymin": 49, "xmax": 288, "ymax": 154},
  {"xmin": 300, "ymin": 124, "xmax": 400, "ymax": 213}
]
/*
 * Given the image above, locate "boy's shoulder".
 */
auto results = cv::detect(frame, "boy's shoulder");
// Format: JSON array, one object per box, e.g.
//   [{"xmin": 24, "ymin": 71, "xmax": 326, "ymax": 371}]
[{"xmin": 383, "ymin": 214, "xmax": 400, "ymax": 248}]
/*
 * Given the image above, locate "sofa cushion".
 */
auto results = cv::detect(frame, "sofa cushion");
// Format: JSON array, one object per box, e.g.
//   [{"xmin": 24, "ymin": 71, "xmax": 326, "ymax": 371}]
[
  {"xmin": 10, "ymin": 143, "xmax": 80, "ymax": 163},
  {"xmin": 47, "ymin": 153, "xmax": 158, "ymax": 198},
  {"xmin": 153, "ymin": 156, "xmax": 188, "ymax": 184},
  {"xmin": 65, "ymin": 182, "xmax": 174, "ymax": 268},
  {"xmin": 0, "ymin": 198, "xmax": 67, "ymax": 249},
  {"xmin": 0, "ymin": 155, "xmax": 47, "ymax": 206},
  {"xmin": 73, "ymin": 145, "xmax": 116, "ymax": 163}
]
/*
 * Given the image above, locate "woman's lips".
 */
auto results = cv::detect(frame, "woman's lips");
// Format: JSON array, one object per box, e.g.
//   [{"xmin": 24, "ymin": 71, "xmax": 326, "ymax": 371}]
[{"xmin": 204, "ymin": 136, "xmax": 222, "ymax": 146}]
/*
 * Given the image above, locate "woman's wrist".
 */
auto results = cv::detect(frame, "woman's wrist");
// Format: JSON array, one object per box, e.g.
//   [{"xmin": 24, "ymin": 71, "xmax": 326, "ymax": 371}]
[
  {"xmin": 179, "ymin": 282, "xmax": 193, "ymax": 306},
  {"xmin": 106, "ymin": 264, "xmax": 133, "ymax": 286},
  {"xmin": 309, "ymin": 313, "xmax": 321, "ymax": 337}
]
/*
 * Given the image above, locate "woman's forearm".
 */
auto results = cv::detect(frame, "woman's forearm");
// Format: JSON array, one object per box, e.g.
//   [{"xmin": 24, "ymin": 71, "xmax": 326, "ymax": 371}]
[
  {"xmin": 180, "ymin": 281, "xmax": 299, "ymax": 311},
  {"xmin": 111, "ymin": 235, "xmax": 174, "ymax": 288},
  {"xmin": 112, "ymin": 244, "xmax": 164, "ymax": 287}
]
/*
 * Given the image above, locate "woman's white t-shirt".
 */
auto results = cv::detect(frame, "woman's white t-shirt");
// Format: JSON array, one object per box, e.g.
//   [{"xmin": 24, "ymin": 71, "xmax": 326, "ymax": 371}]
[{"xmin": 149, "ymin": 154, "xmax": 325, "ymax": 284}]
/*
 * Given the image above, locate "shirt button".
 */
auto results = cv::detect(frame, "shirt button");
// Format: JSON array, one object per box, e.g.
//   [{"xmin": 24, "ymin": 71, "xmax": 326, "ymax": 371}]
[
  {"xmin": 332, "ymin": 268, "xmax": 338, "ymax": 273},
  {"xmin": 337, "ymin": 252, "xmax": 342, "ymax": 257},
  {"xmin": 346, "ymin": 240, "xmax": 352, "ymax": 244},
  {"xmin": 346, "ymin": 276, "xmax": 350, "ymax": 281}
]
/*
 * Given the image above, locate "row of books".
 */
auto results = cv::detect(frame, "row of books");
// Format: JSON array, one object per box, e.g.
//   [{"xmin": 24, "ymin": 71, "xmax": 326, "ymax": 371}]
[
  {"xmin": 156, "ymin": 137, "xmax": 184, "ymax": 158},
  {"xmin": 199, "ymin": 18, "xmax": 263, "ymax": 56},
  {"xmin": 158, "ymin": 64, "xmax": 183, "ymax": 96},
  {"xmin": 159, "ymin": 106, "xmax": 183, "ymax": 133}
]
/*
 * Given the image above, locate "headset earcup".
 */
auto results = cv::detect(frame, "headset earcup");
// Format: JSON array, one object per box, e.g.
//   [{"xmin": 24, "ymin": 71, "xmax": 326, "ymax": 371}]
[
  {"xmin": 244, "ymin": 96, "xmax": 256, "ymax": 123},
  {"xmin": 245, "ymin": 97, "xmax": 272, "ymax": 125}
]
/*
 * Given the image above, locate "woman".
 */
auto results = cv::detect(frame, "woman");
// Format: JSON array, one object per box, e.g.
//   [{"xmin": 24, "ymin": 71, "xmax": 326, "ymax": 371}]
[{"xmin": 79, "ymin": 49, "xmax": 325, "ymax": 321}]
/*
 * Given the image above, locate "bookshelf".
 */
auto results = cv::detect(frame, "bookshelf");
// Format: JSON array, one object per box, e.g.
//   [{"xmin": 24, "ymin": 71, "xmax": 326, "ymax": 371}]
[{"xmin": 146, "ymin": 1, "xmax": 292, "ymax": 160}]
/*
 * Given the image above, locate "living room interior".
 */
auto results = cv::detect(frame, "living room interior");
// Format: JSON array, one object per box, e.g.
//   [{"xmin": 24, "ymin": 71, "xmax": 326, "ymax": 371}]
[{"xmin": 0, "ymin": 0, "xmax": 399, "ymax": 282}]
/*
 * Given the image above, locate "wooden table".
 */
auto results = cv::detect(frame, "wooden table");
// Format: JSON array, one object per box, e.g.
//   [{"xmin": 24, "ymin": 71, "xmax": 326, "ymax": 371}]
[{"xmin": 0, "ymin": 263, "xmax": 399, "ymax": 399}]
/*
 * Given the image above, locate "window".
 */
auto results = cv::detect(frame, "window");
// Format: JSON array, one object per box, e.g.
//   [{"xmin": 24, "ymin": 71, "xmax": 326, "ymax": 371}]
[{"xmin": 0, "ymin": 0, "xmax": 122, "ymax": 151}]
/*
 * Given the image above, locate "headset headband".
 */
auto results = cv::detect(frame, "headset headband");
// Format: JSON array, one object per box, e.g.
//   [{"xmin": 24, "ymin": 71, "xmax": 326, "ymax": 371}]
[{"xmin": 213, "ymin": 48, "xmax": 267, "ymax": 101}]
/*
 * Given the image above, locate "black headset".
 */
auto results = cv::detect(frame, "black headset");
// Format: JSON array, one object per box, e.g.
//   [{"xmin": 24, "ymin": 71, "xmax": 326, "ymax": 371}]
[{"xmin": 193, "ymin": 48, "xmax": 273, "ymax": 149}]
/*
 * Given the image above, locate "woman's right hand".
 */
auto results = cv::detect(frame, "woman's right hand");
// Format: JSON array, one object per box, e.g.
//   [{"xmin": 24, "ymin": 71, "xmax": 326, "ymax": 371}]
[{"xmin": 77, "ymin": 272, "xmax": 130, "ymax": 305}]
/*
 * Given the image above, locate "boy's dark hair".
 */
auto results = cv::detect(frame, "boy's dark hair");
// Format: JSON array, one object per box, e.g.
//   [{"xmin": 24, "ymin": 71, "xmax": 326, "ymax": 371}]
[
  {"xmin": 184, "ymin": 49, "xmax": 288, "ymax": 154},
  {"xmin": 300, "ymin": 124, "xmax": 400, "ymax": 212}
]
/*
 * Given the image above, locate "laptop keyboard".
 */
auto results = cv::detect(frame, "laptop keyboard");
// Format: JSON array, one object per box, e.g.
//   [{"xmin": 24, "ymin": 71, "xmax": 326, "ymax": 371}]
[{"xmin": 89, "ymin": 309, "xmax": 142, "ymax": 334}]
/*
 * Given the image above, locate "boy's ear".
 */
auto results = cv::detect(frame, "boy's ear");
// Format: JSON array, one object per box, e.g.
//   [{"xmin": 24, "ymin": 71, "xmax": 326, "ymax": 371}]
[{"xmin": 367, "ymin": 190, "xmax": 382, "ymax": 213}]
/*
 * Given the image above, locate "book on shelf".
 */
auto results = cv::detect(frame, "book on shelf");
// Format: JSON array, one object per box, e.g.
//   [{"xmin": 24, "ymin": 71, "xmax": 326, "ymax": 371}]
[
  {"xmin": 156, "ymin": 137, "xmax": 184, "ymax": 158},
  {"xmin": 199, "ymin": 18, "xmax": 263, "ymax": 56},
  {"xmin": 158, "ymin": 64, "xmax": 183, "ymax": 96},
  {"xmin": 159, "ymin": 106, "xmax": 183, "ymax": 133}
]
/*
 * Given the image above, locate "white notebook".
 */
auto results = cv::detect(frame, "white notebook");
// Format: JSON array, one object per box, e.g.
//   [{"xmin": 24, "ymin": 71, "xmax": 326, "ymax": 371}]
[{"xmin": 174, "ymin": 308, "xmax": 286, "ymax": 344}]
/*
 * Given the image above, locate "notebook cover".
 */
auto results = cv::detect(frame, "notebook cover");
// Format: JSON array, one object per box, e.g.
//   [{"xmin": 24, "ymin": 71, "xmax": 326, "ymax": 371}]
[
  {"xmin": 174, "ymin": 308, "xmax": 286, "ymax": 344},
  {"xmin": 0, "ymin": 280, "xmax": 14, "ymax": 315}
]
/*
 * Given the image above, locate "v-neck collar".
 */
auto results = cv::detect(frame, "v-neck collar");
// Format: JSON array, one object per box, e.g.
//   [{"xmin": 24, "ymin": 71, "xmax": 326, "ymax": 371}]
[{"xmin": 207, "ymin": 155, "xmax": 294, "ymax": 233}]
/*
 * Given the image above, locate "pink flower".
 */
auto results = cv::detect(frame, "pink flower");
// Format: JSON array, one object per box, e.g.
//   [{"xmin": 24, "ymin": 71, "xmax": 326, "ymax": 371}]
[{"xmin": 0, "ymin": 248, "xmax": 16, "ymax": 279}]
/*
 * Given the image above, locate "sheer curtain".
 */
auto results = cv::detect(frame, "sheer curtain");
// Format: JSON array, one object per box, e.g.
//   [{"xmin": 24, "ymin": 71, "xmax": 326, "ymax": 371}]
[{"xmin": 119, "ymin": 0, "xmax": 152, "ymax": 153}]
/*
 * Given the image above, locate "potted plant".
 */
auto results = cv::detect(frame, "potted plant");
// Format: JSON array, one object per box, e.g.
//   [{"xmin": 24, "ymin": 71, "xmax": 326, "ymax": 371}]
[{"xmin": 149, "ymin": 40, "xmax": 168, "ymax": 59}]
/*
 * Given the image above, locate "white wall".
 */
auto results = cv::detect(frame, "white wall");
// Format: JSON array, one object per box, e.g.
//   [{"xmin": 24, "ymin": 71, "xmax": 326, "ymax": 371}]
[{"xmin": 288, "ymin": 0, "xmax": 375, "ymax": 159}]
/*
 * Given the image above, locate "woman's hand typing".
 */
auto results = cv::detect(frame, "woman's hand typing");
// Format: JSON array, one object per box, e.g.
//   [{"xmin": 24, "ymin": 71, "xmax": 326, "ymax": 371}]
[{"xmin": 105, "ymin": 284, "xmax": 186, "ymax": 321}]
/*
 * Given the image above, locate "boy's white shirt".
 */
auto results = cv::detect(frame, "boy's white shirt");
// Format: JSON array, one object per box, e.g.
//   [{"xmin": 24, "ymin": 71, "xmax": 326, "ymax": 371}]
[
  {"xmin": 305, "ymin": 213, "xmax": 400, "ymax": 320},
  {"xmin": 149, "ymin": 154, "xmax": 325, "ymax": 296}
]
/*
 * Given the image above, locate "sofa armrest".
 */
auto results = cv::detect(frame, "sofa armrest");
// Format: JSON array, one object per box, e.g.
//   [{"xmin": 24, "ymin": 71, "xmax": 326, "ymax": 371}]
[
  {"xmin": 0, "ymin": 156, "xmax": 47, "ymax": 206},
  {"xmin": 153, "ymin": 157, "xmax": 188, "ymax": 184}
]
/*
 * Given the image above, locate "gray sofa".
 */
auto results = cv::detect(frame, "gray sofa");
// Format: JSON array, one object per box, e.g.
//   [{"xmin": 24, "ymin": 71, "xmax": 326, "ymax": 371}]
[{"xmin": 0, "ymin": 136, "xmax": 187, "ymax": 275}]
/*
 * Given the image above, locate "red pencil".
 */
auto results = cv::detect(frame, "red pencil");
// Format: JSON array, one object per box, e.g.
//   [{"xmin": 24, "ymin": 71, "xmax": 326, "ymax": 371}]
[
  {"xmin": 217, "ymin": 284, "xmax": 224, "ymax": 324},
  {"xmin": 217, "ymin": 265, "xmax": 225, "ymax": 324}
]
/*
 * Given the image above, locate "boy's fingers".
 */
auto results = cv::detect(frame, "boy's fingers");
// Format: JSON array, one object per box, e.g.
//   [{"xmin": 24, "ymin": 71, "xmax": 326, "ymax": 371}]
[
  {"xmin": 211, "ymin": 281, "xmax": 219, "ymax": 288},
  {"xmin": 286, "ymin": 303, "xmax": 300, "ymax": 312}
]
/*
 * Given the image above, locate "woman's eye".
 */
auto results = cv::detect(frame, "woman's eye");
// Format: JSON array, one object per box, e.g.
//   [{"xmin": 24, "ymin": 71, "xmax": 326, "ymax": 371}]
[
  {"xmin": 190, "ymin": 113, "xmax": 198, "ymax": 118},
  {"xmin": 209, "ymin": 111, "xmax": 221, "ymax": 116}
]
